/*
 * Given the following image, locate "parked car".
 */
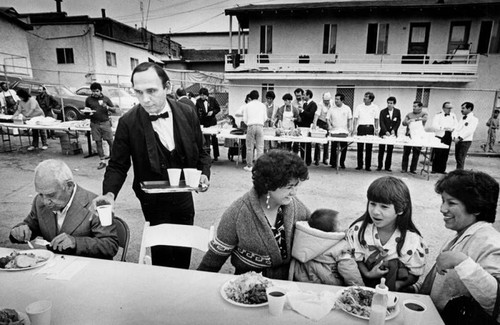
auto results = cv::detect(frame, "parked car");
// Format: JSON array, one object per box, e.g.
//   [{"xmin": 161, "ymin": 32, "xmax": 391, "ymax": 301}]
[
  {"xmin": 11, "ymin": 80, "xmax": 87, "ymax": 121},
  {"xmin": 75, "ymin": 85, "xmax": 138, "ymax": 114}
]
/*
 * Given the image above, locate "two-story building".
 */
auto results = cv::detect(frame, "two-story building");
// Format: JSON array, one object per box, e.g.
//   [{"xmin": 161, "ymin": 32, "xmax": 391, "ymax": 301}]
[
  {"xmin": 16, "ymin": 8, "xmax": 181, "ymax": 87},
  {"xmin": 224, "ymin": 0, "xmax": 500, "ymax": 138},
  {"xmin": 0, "ymin": 7, "xmax": 33, "ymax": 80}
]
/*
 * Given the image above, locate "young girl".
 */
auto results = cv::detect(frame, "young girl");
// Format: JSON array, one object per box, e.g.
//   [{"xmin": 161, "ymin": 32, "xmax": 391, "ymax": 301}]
[
  {"xmin": 224, "ymin": 115, "xmax": 240, "ymax": 161},
  {"xmin": 347, "ymin": 176, "xmax": 428, "ymax": 292}
]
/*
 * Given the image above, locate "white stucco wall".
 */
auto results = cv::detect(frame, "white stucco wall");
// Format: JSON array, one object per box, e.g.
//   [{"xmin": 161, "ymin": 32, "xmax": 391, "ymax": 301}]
[{"xmin": 0, "ymin": 18, "xmax": 32, "ymax": 78}]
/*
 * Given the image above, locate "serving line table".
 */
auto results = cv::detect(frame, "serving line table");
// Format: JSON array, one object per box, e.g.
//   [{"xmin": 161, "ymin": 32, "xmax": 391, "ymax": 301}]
[
  {"xmin": 0, "ymin": 247, "xmax": 444, "ymax": 325},
  {"xmin": 329, "ymin": 136, "xmax": 449, "ymax": 180},
  {"xmin": 0, "ymin": 121, "xmax": 75, "ymax": 153}
]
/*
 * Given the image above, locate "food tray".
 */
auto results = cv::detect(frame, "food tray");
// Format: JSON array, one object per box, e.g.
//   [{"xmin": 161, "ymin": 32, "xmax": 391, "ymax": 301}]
[
  {"xmin": 329, "ymin": 132, "xmax": 348, "ymax": 138},
  {"xmin": 140, "ymin": 180, "xmax": 208, "ymax": 194}
]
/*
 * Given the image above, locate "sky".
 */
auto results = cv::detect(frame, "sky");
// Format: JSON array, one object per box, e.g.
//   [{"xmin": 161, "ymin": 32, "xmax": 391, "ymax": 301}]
[{"xmin": 3, "ymin": 0, "xmax": 328, "ymax": 34}]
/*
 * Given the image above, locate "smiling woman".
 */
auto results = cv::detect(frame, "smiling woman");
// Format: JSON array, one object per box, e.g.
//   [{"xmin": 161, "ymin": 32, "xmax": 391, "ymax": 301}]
[
  {"xmin": 420, "ymin": 169, "xmax": 500, "ymax": 324},
  {"xmin": 197, "ymin": 150, "xmax": 311, "ymax": 280}
]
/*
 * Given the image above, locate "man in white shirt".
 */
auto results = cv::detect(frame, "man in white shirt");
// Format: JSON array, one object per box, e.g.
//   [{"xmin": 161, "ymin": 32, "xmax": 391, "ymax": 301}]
[
  {"xmin": 243, "ymin": 90, "xmax": 267, "ymax": 171},
  {"xmin": 313, "ymin": 92, "xmax": 332, "ymax": 165},
  {"xmin": 0, "ymin": 82, "xmax": 19, "ymax": 114},
  {"xmin": 453, "ymin": 101, "xmax": 479, "ymax": 170},
  {"xmin": 431, "ymin": 102, "xmax": 458, "ymax": 174},
  {"xmin": 10, "ymin": 159, "xmax": 119, "ymax": 259},
  {"xmin": 353, "ymin": 91, "xmax": 379, "ymax": 171},
  {"xmin": 327, "ymin": 93, "xmax": 352, "ymax": 169}
]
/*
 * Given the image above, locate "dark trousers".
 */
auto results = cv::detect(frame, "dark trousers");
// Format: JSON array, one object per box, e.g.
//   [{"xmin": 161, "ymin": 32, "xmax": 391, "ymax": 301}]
[
  {"xmin": 357, "ymin": 125, "xmax": 374, "ymax": 169},
  {"xmin": 140, "ymin": 193, "xmax": 195, "ymax": 268},
  {"xmin": 330, "ymin": 141, "xmax": 348, "ymax": 167},
  {"xmin": 299, "ymin": 143, "xmax": 312, "ymax": 165},
  {"xmin": 204, "ymin": 134, "xmax": 219, "ymax": 159},
  {"xmin": 432, "ymin": 132, "xmax": 452, "ymax": 173},
  {"xmin": 313, "ymin": 143, "xmax": 329, "ymax": 163},
  {"xmin": 402, "ymin": 146, "xmax": 422, "ymax": 172},
  {"xmin": 31, "ymin": 129, "xmax": 47, "ymax": 147},
  {"xmin": 455, "ymin": 141, "xmax": 472, "ymax": 170},
  {"xmin": 378, "ymin": 144, "xmax": 394, "ymax": 170}
]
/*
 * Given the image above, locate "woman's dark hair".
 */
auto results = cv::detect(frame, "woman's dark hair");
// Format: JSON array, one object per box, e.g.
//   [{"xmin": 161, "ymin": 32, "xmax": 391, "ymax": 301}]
[
  {"xmin": 282, "ymin": 93, "xmax": 293, "ymax": 101},
  {"xmin": 252, "ymin": 149, "xmax": 308, "ymax": 196},
  {"xmin": 350, "ymin": 176, "xmax": 421, "ymax": 257},
  {"xmin": 16, "ymin": 88, "xmax": 30, "ymax": 101},
  {"xmin": 435, "ymin": 169, "xmax": 499, "ymax": 223},
  {"xmin": 227, "ymin": 115, "xmax": 237, "ymax": 128},
  {"xmin": 131, "ymin": 62, "xmax": 169, "ymax": 87}
]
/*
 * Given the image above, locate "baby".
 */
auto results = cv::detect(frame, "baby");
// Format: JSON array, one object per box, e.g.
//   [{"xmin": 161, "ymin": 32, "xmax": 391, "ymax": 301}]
[{"xmin": 289, "ymin": 209, "xmax": 364, "ymax": 286}]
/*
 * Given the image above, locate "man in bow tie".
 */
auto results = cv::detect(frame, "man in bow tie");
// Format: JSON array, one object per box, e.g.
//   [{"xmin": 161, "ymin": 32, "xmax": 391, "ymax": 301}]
[
  {"xmin": 431, "ymin": 102, "xmax": 458, "ymax": 174},
  {"xmin": 377, "ymin": 96, "xmax": 401, "ymax": 172},
  {"xmin": 195, "ymin": 87, "xmax": 221, "ymax": 162},
  {"xmin": 95, "ymin": 62, "xmax": 211, "ymax": 268},
  {"xmin": 453, "ymin": 102, "xmax": 478, "ymax": 170}
]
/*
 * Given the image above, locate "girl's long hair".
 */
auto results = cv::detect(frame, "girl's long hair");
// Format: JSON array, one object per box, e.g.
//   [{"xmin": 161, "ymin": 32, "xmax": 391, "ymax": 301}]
[{"xmin": 350, "ymin": 176, "xmax": 421, "ymax": 257}]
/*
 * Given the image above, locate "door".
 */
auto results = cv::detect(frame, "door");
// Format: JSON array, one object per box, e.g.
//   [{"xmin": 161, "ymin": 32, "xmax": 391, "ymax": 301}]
[
  {"xmin": 447, "ymin": 21, "xmax": 471, "ymax": 53},
  {"xmin": 408, "ymin": 23, "xmax": 430, "ymax": 54}
]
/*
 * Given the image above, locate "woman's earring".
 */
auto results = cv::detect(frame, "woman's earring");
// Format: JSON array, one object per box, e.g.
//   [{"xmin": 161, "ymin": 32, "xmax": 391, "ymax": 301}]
[{"xmin": 266, "ymin": 193, "xmax": 271, "ymax": 209}]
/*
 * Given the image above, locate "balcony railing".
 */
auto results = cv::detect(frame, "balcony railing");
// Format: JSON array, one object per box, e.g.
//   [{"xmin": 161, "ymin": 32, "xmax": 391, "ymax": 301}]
[{"xmin": 225, "ymin": 53, "xmax": 479, "ymax": 76}]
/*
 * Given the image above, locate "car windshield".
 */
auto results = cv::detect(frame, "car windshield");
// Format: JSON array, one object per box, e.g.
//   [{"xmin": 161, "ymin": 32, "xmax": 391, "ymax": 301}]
[{"xmin": 45, "ymin": 85, "xmax": 76, "ymax": 97}]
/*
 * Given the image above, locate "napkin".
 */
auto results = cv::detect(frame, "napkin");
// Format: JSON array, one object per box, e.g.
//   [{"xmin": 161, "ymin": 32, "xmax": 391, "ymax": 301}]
[
  {"xmin": 286, "ymin": 290, "xmax": 339, "ymax": 321},
  {"xmin": 34, "ymin": 256, "xmax": 89, "ymax": 281}
]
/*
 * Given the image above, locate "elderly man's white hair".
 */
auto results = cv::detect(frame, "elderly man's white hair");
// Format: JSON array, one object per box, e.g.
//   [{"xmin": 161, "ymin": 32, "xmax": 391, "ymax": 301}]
[{"xmin": 34, "ymin": 159, "xmax": 73, "ymax": 187}]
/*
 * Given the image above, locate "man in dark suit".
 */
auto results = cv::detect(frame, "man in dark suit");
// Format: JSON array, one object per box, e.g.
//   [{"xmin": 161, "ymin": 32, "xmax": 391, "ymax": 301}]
[
  {"xmin": 377, "ymin": 96, "xmax": 401, "ymax": 172},
  {"xmin": 176, "ymin": 87, "xmax": 196, "ymax": 109},
  {"xmin": 10, "ymin": 159, "xmax": 119, "ymax": 259},
  {"xmin": 196, "ymin": 87, "xmax": 221, "ymax": 161},
  {"xmin": 96, "ymin": 62, "xmax": 211, "ymax": 268},
  {"xmin": 297, "ymin": 89, "xmax": 317, "ymax": 165}
]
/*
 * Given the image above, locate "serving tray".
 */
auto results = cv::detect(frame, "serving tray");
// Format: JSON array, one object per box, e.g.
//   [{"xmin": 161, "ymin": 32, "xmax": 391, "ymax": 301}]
[{"xmin": 140, "ymin": 180, "xmax": 208, "ymax": 194}]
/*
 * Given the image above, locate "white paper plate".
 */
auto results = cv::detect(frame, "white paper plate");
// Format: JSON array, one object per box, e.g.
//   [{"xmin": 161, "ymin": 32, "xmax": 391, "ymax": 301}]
[
  {"xmin": 220, "ymin": 279, "xmax": 269, "ymax": 308},
  {"xmin": 337, "ymin": 286, "xmax": 400, "ymax": 320},
  {"xmin": 0, "ymin": 249, "xmax": 54, "ymax": 272}
]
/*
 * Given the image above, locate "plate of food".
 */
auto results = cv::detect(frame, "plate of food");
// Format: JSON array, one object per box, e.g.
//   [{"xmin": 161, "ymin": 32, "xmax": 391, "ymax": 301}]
[
  {"xmin": 0, "ymin": 308, "xmax": 30, "ymax": 325},
  {"xmin": 220, "ymin": 271, "xmax": 273, "ymax": 307},
  {"xmin": 0, "ymin": 249, "xmax": 54, "ymax": 271},
  {"xmin": 336, "ymin": 286, "xmax": 399, "ymax": 320}
]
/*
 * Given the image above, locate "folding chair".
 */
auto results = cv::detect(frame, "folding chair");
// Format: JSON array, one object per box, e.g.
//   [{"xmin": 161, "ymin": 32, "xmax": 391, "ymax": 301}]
[
  {"xmin": 113, "ymin": 216, "xmax": 130, "ymax": 262},
  {"xmin": 138, "ymin": 222, "xmax": 215, "ymax": 265}
]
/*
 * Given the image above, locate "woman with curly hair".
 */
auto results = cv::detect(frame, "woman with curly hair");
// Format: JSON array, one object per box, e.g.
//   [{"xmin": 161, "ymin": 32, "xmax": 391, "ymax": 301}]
[{"xmin": 198, "ymin": 149, "xmax": 310, "ymax": 279}]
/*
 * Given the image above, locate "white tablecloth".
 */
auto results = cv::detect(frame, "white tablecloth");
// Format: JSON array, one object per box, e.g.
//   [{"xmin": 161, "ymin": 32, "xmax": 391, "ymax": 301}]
[{"xmin": 0, "ymin": 247, "xmax": 444, "ymax": 325}]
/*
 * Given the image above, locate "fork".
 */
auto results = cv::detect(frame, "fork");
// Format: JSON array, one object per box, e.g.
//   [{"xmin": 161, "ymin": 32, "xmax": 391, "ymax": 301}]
[{"xmin": 26, "ymin": 241, "xmax": 34, "ymax": 249}]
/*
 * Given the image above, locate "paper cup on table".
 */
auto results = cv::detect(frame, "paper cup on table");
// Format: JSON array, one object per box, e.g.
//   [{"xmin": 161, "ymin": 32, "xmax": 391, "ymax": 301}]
[
  {"xmin": 26, "ymin": 300, "xmax": 52, "ymax": 325},
  {"xmin": 96, "ymin": 204, "xmax": 113, "ymax": 226},
  {"xmin": 403, "ymin": 299, "xmax": 426, "ymax": 325},
  {"xmin": 167, "ymin": 168, "xmax": 182, "ymax": 186},
  {"xmin": 266, "ymin": 287, "xmax": 287, "ymax": 316},
  {"xmin": 183, "ymin": 168, "xmax": 202, "ymax": 188}
]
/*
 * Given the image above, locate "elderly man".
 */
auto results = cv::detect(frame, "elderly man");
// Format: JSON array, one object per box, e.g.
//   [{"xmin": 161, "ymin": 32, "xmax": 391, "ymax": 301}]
[
  {"xmin": 10, "ymin": 159, "xmax": 119, "ymax": 259},
  {"xmin": 97, "ymin": 62, "xmax": 211, "ymax": 268}
]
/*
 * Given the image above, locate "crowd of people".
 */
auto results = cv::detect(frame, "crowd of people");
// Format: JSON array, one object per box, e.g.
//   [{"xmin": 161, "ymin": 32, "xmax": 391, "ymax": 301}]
[{"xmin": 3, "ymin": 63, "xmax": 499, "ymax": 324}]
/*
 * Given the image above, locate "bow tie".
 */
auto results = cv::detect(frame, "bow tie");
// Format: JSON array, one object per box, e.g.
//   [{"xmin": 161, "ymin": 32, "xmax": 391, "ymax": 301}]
[
  {"xmin": 149, "ymin": 112, "xmax": 169, "ymax": 121},
  {"xmin": 444, "ymin": 113, "xmax": 450, "ymax": 116},
  {"xmin": 463, "ymin": 115, "xmax": 467, "ymax": 120}
]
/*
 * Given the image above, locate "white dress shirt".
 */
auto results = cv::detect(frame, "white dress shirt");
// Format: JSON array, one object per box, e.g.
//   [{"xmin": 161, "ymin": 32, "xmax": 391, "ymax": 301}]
[
  {"xmin": 432, "ymin": 112, "xmax": 458, "ymax": 137},
  {"xmin": 55, "ymin": 184, "xmax": 78, "ymax": 231},
  {"xmin": 327, "ymin": 104, "xmax": 352, "ymax": 133},
  {"xmin": 243, "ymin": 100, "xmax": 267, "ymax": 126},
  {"xmin": 453, "ymin": 112, "xmax": 478, "ymax": 141},
  {"xmin": 150, "ymin": 101, "xmax": 175, "ymax": 150},
  {"xmin": 354, "ymin": 103, "xmax": 379, "ymax": 125}
]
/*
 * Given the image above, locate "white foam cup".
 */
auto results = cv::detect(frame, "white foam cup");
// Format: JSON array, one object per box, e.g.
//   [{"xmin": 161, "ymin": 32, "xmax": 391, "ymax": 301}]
[
  {"xmin": 26, "ymin": 300, "xmax": 52, "ymax": 325},
  {"xmin": 167, "ymin": 168, "xmax": 182, "ymax": 186},
  {"xmin": 403, "ymin": 299, "xmax": 426, "ymax": 325},
  {"xmin": 183, "ymin": 168, "xmax": 202, "ymax": 188},
  {"xmin": 96, "ymin": 204, "xmax": 113, "ymax": 226},
  {"xmin": 266, "ymin": 287, "xmax": 287, "ymax": 316}
]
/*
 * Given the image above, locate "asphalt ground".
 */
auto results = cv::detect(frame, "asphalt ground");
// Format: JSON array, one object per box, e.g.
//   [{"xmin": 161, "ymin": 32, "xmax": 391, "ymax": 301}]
[{"xmin": 0, "ymin": 134, "xmax": 499, "ymax": 277}]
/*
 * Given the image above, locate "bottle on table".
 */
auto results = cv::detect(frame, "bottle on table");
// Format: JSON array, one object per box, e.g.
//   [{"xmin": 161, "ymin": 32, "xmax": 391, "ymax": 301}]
[{"xmin": 368, "ymin": 277, "xmax": 388, "ymax": 325}]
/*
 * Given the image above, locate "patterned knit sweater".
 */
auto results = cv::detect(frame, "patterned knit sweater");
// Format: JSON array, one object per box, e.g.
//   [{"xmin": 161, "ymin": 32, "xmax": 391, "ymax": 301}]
[{"xmin": 197, "ymin": 187, "xmax": 310, "ymax": 280}]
